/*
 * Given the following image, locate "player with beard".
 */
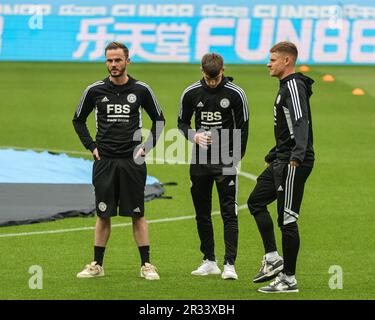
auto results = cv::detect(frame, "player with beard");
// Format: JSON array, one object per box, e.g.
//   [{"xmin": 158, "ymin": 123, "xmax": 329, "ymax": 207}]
[{"xmin": 73, "ymin": 42, "xmax": 165, "ymax": 280}]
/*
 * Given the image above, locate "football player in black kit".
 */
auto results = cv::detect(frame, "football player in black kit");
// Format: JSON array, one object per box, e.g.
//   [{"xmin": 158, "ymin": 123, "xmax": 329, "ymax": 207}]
[
  {"xmin": 73, "ymin": 42, "xmax": 165, "ymax": 280},
  {"xmin": 248, "ymin": 42, "xmax": 314, "ymax": 293},
  {"xmin": 178, "ymin": 53, "xmax": 249, "ymax": 280}
]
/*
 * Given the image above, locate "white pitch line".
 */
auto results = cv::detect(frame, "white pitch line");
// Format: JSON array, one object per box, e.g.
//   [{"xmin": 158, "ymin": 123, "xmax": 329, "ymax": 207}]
[
  {"xmin": 0, "ymin": 146, "xmax": 257, "ymax": 238},
  {"xmin": 0, "ymin": 205, "xmax": 249, "ymax": 238},
  {"xmin": 238, "ymin": 171, "xmax": 258, "ymax": 181}
]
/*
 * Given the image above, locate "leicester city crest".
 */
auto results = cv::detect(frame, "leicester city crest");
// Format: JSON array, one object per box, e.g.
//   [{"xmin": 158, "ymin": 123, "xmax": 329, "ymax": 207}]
[
  {"xmin": 98, "ymin": 202, "xmax": 107, "ymax": 212},
  {"xmin": 220, "ymin": 98, "xmax": 230, "ymax": 108},
  {"xmin": 127, "ymin": 94, "xmax": 137, "ymax": 103}
]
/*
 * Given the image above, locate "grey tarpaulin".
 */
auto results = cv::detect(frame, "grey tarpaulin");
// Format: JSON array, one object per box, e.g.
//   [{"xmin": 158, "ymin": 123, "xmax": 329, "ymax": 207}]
[
  {"xmin": 0, "ymin": 183, "xmax": 95, "ymax": 227},
  {"xmin": 0, "ymin": 182, "xmax": 165, "ymax": 227}
]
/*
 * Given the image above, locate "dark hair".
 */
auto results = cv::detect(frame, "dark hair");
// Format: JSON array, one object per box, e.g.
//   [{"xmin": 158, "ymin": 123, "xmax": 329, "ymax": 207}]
[
  {"xmin": 105, "ymin": 42, "xmax": 129, "ymax": 58},
  {"xmin": 270, "ymin": 41, "xmax": 298, "ymax": 61},
  {"xmin": 201, "ymin": 53, "xmax": 224, "ymax": 78}
]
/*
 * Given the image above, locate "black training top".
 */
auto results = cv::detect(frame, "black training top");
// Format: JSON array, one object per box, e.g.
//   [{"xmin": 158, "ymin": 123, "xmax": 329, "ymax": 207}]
[
  {"xmin": 73, "ymin": 76, "xmax": 165, "ymax": 158},
  {"xmin": 178, "ymin": 76, "xmax": 249, "ymax": 172}
]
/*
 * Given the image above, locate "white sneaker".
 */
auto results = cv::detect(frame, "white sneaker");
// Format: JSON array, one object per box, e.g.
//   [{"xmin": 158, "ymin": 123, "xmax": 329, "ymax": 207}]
[
  {"xmin": 140, "ymin": 263, "xmax": 160, "ymax": 280},
  {"xmin": 191, "ymin": 260, "xmax": 221, "ymax": 276},
  {"xmin": 221, "ymin": 263, "xmax": 238, "ymax": 280},
  {"xmin": 253, "ymin": 255, "xmax": 284, "ymax": 283},
  {"xmin": 76, "ymin": 261, "xmax": 104, "ymax": 278},
  {"xmin": 258, "ymin": 272, "xmax": 299, "ymax": 293}
]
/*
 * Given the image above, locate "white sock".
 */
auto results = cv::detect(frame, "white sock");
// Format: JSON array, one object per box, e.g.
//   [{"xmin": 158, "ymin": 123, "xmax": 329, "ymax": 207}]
[
  {"xmin": 265, "ymin": 251, "xmax": 279, "ymax": 261},
  {"xmin": 285, "ymin": 274, "xmax": 296, "ymax": 283}
]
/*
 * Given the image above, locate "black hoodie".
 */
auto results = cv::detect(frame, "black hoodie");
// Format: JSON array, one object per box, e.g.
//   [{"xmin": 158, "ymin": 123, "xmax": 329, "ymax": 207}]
[
  {"xmin": 265, "ymin": 72, "xmax": 315, "ymax": 166},
  {"xmin": 178, "ymin": 76, "xmax": 249, "ymax": 173}
]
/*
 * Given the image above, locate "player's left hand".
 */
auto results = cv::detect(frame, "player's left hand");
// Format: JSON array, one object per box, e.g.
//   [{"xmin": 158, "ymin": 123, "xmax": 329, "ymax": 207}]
[{"xmin": 134, "ymin": 146, "xmax": 146, "ymax": 159}]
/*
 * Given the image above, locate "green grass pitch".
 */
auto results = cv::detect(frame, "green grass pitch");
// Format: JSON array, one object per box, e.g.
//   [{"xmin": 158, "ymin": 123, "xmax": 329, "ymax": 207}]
[{"xmin": 0, "ymin": 62, "xmax": 374, "ymax": 300}]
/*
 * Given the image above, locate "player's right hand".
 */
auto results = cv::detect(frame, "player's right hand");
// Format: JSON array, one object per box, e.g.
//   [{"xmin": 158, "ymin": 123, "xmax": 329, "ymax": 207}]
[
  {"xmin": 92, "ymin": 148, "xmax": 101, "ymax": 160},
  {"xmin": 194, "ymin": 132, "xmax": 212, "ymax": 149}
]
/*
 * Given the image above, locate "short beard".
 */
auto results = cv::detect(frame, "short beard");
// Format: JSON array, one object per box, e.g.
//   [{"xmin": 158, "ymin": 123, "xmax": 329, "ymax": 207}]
[{"xmin": 108, "ymin": 66, "xmax": 126, "ymax": 78}]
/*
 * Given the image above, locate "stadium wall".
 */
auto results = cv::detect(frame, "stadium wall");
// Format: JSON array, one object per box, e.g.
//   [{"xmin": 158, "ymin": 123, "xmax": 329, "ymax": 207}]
[{"xmin": 0, "ymin": 0, "xmax": 374, "ymax": 64}]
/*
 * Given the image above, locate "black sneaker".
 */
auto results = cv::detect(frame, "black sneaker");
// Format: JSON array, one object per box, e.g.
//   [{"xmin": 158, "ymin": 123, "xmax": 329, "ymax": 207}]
[
  {"xmin": 257, "ymin": 273, "xmax": 299, "ymax": 293},
  {"xmin": 253, "ymin": 255, "xmax": 284, "ymax": 283}
]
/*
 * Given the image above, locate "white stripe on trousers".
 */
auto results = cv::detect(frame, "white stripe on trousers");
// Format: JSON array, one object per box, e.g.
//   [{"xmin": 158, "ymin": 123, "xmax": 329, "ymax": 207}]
[
  {"xmin": 284, "ymin": 165, "xmax": 296, "ymax": 212},
  {"xmin": 235, "ymin": 174, "xmax": 238, "ymax": 216}
]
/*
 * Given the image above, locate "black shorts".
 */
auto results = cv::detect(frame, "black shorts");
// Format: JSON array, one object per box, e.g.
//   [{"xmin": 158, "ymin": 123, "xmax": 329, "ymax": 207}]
[{"xmin": 92, "ymin": 157, "xmax": 147, "ymax": 217}]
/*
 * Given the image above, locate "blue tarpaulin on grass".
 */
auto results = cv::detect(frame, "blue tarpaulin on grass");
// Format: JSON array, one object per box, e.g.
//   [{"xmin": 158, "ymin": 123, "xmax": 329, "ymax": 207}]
[
  {"xmin": 0, "ymin": 149, "xmax": 159, "ymax": 185},
  {"xmin": 0, "ymin": 149, "xmax": 163, "ymax": 227}
]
